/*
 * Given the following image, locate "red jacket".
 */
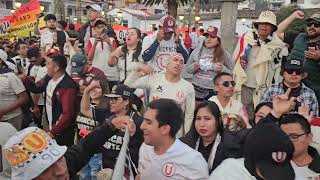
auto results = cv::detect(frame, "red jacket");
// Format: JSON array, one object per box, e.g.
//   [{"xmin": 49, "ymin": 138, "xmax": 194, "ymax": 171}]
[
  {"xmin": 184, "ymin": 35, "xmax": 192, "ymax": 49},
  {"xmin": 24, "ymin": 73, "xmax": 79, "ymax": 145}
]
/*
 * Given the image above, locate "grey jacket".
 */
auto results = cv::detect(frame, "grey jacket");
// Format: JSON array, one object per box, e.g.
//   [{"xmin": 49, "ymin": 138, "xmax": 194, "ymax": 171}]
[{"xmin": 185, "ymin": 46, "xmax": 233, "ymax": 89}]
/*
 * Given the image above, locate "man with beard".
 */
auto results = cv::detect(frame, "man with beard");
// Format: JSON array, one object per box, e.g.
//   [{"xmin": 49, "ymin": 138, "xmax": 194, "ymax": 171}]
[
  {"xmin": 277, "ymin": 12, "xmax": 320, "ymax": 112},
  {"xmin": 40, "ymin": 14, "xmax": 58, "ymax": 54}
]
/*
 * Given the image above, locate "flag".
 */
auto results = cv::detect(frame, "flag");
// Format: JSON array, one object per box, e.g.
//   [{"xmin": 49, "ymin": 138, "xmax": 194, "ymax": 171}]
[{"xmin": 8, "ymin": 0, "xmax": 45, "ymax": 37}]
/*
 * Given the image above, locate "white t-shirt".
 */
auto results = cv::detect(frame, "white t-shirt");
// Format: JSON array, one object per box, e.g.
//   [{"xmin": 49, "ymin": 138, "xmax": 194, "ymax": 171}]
[
  {"xmin": 46, "ymin": 74, "xmax": 64, "ymax": 130},
  {"xmin": 40, "ymin": 28, "xmax": 55, "ymax": 53},
  {"xmin": 117, "ymin": 50, "xmax": 143, "ymax": 82},
  {"xmin": 209, "ymin": 96, "xmax": 251, "ymax": 130},
  {"xmin": 142, "ymin": 32, "xmax": 185, "ymax": 72},
  {"xmin": 89, "ymin": 38, "xmax": 119, "ymax": 81},
  {"xmin": 209, "ymin": 158, "xmax": 256, "ymax": 180},
  {"xmin": 125, "ymin": 72, "xmax": 195, "ymax": 136},
  {"xmin": 291, "ymin": 161, "xmax": 320, "ymax": 180},
  {"xmin": 31, "ymin": 66, "xmax": 47, "ymax": 106},
  {"xmin": 0, "ymin": 71, "xmax": 26, "ymax": 120},
  {"xmin": 11, "ymin": 55, "xmax": 30, "ymax": 75},
  {"xmin": 138, "ymin": 139, "xmax": 209, "ymax": 180}
]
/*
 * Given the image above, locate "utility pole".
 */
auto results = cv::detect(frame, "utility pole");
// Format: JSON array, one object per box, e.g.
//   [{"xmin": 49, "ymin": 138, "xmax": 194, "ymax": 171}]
[{"xmin": 219, "ymin": 0, "xmax": 245, "ymax": 55}]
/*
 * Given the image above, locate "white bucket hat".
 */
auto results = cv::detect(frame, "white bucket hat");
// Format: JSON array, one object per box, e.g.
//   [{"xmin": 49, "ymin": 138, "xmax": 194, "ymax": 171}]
[
  {"xmin": 254, "ymin": 11, "xmax": 277, "ymax": 30},
  {"xmin": 4, "ymin": 127, "xmax": 67, "ymax": 180}
]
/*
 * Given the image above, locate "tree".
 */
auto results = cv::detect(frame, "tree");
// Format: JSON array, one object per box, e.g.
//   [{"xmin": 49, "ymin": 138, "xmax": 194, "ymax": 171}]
[
  {"xmin": 54, "ymin": 0, "xmax": 65, "ymax": 20},
  {"xmin": 276, "ymin": 5, "xmax": 310, "ymax": 33},
  {"xmin": 137, "ymin": 0, "xmax": 190, "ymax": 19}
]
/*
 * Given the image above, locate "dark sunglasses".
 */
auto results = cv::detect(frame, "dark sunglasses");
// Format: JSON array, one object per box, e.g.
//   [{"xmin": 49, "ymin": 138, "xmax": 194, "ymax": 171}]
[
  {"xmin": 218, "ymin": 81, "xmax": 236, "ymax": 87},
  {"xmin": 285, "ymin": 69, "xmax": 303, "ymax": 75},
  {"xmin": 306, "ymin": 22, "xmax": 320, "ymax": 28}
]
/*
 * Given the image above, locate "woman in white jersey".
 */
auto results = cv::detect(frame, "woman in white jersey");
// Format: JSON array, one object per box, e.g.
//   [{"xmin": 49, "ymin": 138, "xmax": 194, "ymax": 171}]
[
  {"xmin": 108, "ymin": 27, "xmax": 143, "ymax": 82},
  {"xmin": 87, "ymin": 18, "xmax": 118, "ymax": 91}
]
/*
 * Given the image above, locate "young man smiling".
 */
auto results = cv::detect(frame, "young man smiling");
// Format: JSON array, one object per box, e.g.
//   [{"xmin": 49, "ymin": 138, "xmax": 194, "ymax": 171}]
[
  {"xmin": 261, "ymin": 59, "xmax": 319, "ymax": 117},
  {"xmin": 137, "ymin": 99, "xmax": 208, "ymax": 180}
]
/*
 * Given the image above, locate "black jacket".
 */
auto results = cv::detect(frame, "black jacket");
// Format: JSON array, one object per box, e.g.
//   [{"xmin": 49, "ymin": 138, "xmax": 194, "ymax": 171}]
[
  {"xmin": 65, "ymin": 122, "xmax": 118, "ymax": 179},
  {"xmin": 308, "ymin": 146, "xmax": 320, "ymax": 173},
  {"xmin": 78, "ymin": 21, "xmax": 91, "ymax": 44},
  {"xmin": 100, "ymin": 112, "xmax": 143, "ymax": 170},
  {"xmin": 24, "ymin": 73, "xmax": 79, "ymax": 146},
  {"xmin": 180, "ymin": 129, "xmax": 250, "ymax": 173}
]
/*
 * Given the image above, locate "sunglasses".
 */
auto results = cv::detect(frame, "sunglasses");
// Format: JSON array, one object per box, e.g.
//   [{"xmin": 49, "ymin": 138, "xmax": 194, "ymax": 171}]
[
  {"xmin": 285, "ymin": 69, "xmax": 303, "ymax": 75},
  {"xmin": 218, "ymin": 81, "xmax": 236, "ymax": 87},
  {"xmin": 307, "ymin": 22, "xmax": 320, "ymax": 28}
]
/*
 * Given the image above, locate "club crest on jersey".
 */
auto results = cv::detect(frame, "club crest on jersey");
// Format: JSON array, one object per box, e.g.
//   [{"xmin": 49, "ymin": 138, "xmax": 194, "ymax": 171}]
[
  {"xmin": 156, "ymin": 85, "xmax": 163, "ymax": 92},
  {"xmin": 162, "ymin": 162, "xmax": 175, "ymax": 177},
  {"xmin": 176, "ymin": 91, "xmax": 185, "ymax": 100}
]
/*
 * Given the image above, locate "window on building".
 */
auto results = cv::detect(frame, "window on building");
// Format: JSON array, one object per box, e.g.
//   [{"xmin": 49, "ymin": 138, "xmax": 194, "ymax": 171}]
[
  {"xmin": 291, "ymin": 0, "xmax": 297, "ymax": 3},
  {"xmin": 5, "ymin": 0, "xmax": 13, "ymax": 9},
  {"xmin": 67, "ymin": 8, "xmax": 73, "ymax": 16}
]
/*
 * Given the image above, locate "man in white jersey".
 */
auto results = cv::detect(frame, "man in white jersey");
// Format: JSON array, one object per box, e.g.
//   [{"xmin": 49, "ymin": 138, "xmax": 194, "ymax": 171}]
[
  {"xmin": 280, "ymin": 114, "xmax": 320, "ymax": 179},
  {"xmin": 137, "ymin": 99, "xmax": 208, "ymax": 180},
  {"xmin": 141, "ymin": 15, "xmax": 189, "ymax": 72},
  {"xmin": 124, "ymin": 53, "xmax": 195, "ymax": 136}
]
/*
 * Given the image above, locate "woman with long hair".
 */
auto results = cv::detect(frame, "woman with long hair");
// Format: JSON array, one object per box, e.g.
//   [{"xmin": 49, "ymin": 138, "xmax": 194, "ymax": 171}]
[
  {"xmin": 108, "ymin": 27, "xmax": 143, "ymax": 82},
  {"xmin": 186, "ymin": 27, "xmax": 233, "ymax": 102},
  {"xmin": 180, "ymin": 101, "xmax": 249, "ymax": 173},
  {"xmin": 81, "ymin": 83, "xmax": 143, "ymax": 178},
  {"xmin": 79, "ymin": 77, "xmax": 109, "ymax": 180}
]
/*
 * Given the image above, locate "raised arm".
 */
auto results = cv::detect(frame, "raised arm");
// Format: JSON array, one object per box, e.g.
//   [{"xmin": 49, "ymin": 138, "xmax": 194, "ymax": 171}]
[{"xmin": 276, "ymin": 10, "xmax": 304, "ymax": 41}]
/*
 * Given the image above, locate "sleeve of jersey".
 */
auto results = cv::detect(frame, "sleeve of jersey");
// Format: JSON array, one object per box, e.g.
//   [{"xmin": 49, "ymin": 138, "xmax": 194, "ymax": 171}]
[
  {"xmin": 50, "ymin": 88, "xmax": 77, "ymax": 135},
  {"xmin": 188, "ymin": 153, "xmax": 209, "ymax": 180},
  {"xmin": 124, "ymin": 71, "xmax": 151, "ymax": 90},
  {"xmin": 9, "ymin": 73, "xmax": 26, "ymax": 94},
  {"xmin": 142, "ymin": 40, "xmax": 160, "ymax": 62},
  {"xmin": 184, "ymin": 87, "xmax": 195, "ymax": 134}
]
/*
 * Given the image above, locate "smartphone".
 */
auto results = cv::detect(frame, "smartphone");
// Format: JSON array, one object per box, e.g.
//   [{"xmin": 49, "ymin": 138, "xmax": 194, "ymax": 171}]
[{"xmin": 101, "ymin": 28, "xmax": 108, "ymax": 37}]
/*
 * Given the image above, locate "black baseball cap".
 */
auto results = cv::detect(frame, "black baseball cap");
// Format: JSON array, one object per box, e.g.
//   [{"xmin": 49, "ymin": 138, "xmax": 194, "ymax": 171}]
[
  {"xmin": 244, "ymin": 118, "xmax": 295, "ymax": 180},
  {"xmin": 105, "ymin": 84, "xmax": 133, "ymax": 99},
  {"xmin": 282, "ymin": 59, "xmax": 304, "ymax": 71}
]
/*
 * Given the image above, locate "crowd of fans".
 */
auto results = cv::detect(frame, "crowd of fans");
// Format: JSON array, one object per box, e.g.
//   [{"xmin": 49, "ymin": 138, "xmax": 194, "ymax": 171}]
[{"xmin": 0, "ymin": 3, "xmax": 320, "ymax": 180}]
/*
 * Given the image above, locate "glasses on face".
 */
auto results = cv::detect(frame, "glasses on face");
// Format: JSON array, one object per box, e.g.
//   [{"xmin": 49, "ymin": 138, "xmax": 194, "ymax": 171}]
[
  {"xmin": 307, "ymin": 22, "xmax": 320, "ymax": 28},
  {"xmin": 218, "ymin": 81, "xmax": 236, "ymax": 88},
  {"xmin": 285, "ymin": 69, "xmax": 303, "ymax": 75},
  {"xmin": 288, "ymin": 132, "xmax": 309, "ymax": 142}
]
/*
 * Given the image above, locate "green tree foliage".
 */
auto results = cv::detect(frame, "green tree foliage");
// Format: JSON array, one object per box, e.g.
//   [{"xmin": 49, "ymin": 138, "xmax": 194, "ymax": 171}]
[
  {"xmin": 276, "ymin": 5, "xmax": 311, "ymax": 33},
  {"xmin": 137, "ymin": 0, "xmax": 190, "ymax": 18}
]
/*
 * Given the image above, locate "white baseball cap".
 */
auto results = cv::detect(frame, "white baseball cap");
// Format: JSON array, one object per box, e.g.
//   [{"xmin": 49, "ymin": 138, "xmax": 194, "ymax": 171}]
[
  {"xmin": 4, "ymin": 127, "xmax": 67, "ymax": 180},
  {"xmin": 86, "ymin": 4, "xmax": 102, "ymax": 13}
]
